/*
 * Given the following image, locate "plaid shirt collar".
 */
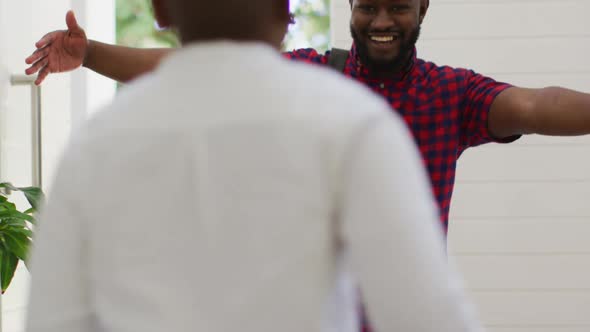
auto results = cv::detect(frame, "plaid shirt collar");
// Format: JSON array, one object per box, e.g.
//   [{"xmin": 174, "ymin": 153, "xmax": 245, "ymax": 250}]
[{"xmin": 349, "ymin": 43, "xmax": 418, "ymax": 82}]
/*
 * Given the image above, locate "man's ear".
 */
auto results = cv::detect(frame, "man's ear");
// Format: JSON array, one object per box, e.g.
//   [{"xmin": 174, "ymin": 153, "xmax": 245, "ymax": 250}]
[{"xmin": 152, "ymin": 0, "xmax": 172, "ymax": 29}]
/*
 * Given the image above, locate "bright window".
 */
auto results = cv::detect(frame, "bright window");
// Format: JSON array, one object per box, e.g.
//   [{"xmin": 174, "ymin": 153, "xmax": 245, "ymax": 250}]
[{"xmin": 116, "ymin": 0, "xmax": 330, "ymax": 52}]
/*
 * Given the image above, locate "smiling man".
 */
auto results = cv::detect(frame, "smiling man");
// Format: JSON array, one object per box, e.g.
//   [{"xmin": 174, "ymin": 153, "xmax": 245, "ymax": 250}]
[
  {"xmin": 349, "ymin": 0, "xmax": 421, "ymax": 74},
  {"xmin": 285, "ymin": 0, "xmax": 518, "ymax": 232}
]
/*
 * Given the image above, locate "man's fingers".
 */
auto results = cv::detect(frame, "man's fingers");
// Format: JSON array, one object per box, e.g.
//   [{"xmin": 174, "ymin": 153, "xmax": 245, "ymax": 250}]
[
  {"xmin": 65, "ymin": 10, "xmax": 81, "ymax": 32},
  {"xmin": 35, "ymin": 66, "xmax": 50, "ymax": 86},
  {"xmin": 25, "ymin": 47, "xmax": 49, "ymax": 65},
  {"xmin": 35, "ymin": 33, "xmax": 54, "ymax": 49},
  {"xmin": 25, "ymin": 57, "xmax": 48, "ymax": 76}
]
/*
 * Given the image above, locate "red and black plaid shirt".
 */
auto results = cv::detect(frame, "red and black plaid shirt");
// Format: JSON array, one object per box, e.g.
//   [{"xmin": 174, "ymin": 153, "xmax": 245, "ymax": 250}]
[
  {"xmin": 285, "ymin": 45, "xmax": 518, "ymax": 233},
  {"xmin": 286, "ymin": 45, "xmax": 519, "ymax": 332}
]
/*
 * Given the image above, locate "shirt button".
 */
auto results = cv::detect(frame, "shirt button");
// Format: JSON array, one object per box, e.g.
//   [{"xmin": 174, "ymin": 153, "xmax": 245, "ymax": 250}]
[{"xmin": 379, "ymin": 83, "xmax": 385, "ymax": 89}]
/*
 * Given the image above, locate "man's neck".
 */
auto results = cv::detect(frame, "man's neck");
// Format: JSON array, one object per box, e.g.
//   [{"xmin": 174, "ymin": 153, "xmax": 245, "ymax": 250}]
[{"xmin": 367, "ymin": 51, "xmax": 414, "ymax": 79}]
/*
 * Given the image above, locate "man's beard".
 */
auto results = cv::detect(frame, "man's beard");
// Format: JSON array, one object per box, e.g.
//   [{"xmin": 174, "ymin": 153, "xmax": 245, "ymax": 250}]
[{"xmin": 350, "ymin": 25, "xmax": 421, "ymax": 74}]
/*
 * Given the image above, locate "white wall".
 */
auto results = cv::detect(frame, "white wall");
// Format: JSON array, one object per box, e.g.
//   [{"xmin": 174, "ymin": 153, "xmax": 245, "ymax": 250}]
[
  {"xmin": 1, "ymin": 1, "xmax": 72, "ymax": 330},
  {"xmin": 0, "ymin": 1, "xmax": 114, "ymax": 331},
  {"xmin": 332, "ymin": 1, "xmax": 590, "ymax": 331},
  {"xmin": 71, "ymin": 0, "xmax": 117, "ymax": 126}
]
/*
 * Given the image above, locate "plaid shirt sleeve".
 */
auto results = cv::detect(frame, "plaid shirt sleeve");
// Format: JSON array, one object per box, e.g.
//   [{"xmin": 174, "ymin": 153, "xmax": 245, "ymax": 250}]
[
  {"xmin": 283, "ymin": 48, "xmax": 329, "ymax": 65},
  {"xmin": 459, "ymin": 70, "xmax": 519, "ymax": 149}
]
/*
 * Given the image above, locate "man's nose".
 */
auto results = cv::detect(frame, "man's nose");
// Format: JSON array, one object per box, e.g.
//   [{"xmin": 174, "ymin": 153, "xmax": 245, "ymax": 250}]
[{"xmin": 371, "ymin": 9, "xmax": 396, "ymax": 30}]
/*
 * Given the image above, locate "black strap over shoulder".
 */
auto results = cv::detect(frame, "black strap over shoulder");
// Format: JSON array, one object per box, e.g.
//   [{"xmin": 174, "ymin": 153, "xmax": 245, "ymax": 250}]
[{"xmin": 327, "ymin": 48, "xmax": 350, "ymax": 73}]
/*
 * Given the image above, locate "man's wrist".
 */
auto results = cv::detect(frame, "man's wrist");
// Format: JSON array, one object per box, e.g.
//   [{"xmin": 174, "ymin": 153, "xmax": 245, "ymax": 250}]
[{"xmin": 82, "ymin": 39, "xmax": 94, "ymax": 68}]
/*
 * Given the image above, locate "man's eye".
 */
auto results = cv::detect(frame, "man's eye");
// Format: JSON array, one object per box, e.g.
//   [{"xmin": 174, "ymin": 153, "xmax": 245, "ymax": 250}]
[
  {"xmin": 358, "ymin": 5, "xmax": 376, "ymax": 12},
  {"xmin": 391, "ymin": 5, "xmax": 409, "ymax": 12}
]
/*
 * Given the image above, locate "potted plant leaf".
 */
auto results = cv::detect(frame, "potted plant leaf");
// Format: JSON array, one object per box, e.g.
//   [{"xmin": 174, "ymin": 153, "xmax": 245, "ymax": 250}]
[{"xmin": 0, "ymin": 183, "xmax": 43, "ymax": 293}]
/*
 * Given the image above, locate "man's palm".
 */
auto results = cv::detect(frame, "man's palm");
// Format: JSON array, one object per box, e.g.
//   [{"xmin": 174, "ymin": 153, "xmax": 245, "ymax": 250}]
[
  {"xmin": 25, "ymin": 10, "xmax": 87, "ymax": 85},
  {"xmin": 49, "ymin": 30, "xmax": 87, "ymax": 72}
]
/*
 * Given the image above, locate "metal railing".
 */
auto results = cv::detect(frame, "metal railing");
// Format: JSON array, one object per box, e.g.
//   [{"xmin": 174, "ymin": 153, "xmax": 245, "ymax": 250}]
[{"xmin": 9, "ymin": 75, "xmax": 42, "ymax": 188}]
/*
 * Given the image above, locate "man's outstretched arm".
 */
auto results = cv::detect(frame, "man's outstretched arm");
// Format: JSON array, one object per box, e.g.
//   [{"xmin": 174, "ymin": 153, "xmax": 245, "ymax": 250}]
[
  {"xmin": 25, "ymin": 10, "xmax": 173, "ymax": 85},
  {"xmin": 489, "ymin": 86, "xmax": 590, "ymax": 138},
  {"xmin": 83, "ymin": 40, "xmax": 171, "ymax": 83}
]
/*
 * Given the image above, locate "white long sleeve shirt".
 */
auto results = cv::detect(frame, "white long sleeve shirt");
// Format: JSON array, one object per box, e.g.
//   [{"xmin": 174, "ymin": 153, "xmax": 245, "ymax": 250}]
[{"xmin": 26, "ymin": 42, "xmax": 483, "ymax": 332}]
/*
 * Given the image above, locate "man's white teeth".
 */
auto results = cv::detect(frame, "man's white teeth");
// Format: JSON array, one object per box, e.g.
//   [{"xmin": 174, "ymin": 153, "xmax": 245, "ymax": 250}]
[{"xmin": 371, "ymin": 36, "xmax": 396, "ymax": 42}]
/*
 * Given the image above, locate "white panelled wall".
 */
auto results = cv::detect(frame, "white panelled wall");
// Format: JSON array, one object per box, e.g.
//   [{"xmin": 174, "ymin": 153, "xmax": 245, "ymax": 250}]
[
  {"xmin": 1, "ymin": 2, "xmax": 73, "ymax": 331},
  {"xmin": 332, "ymin": 0, "xmax": 590, "ymax": 331},
  {"xmin": 0, "ymin": 1, "xmax": 115, "ymax": 331}
]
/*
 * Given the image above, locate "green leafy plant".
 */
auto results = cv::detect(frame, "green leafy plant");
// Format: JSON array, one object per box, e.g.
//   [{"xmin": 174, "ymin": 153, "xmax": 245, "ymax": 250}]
[
  {"xmin": 0, "ymin": 183, "xmax": 44, "ymax": 293},
  {"xmin": 286, "ymin": 0, "xmax": 331, "ymax": 53}
]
